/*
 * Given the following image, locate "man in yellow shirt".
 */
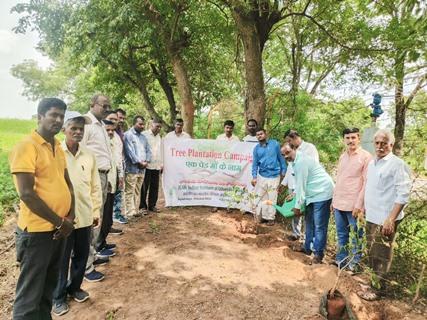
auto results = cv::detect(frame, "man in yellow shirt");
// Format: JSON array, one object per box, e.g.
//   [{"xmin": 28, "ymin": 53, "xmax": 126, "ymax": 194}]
[
  {"xmin": 9, "ymin": 98, "xmax": 75, "ymax": 320},
  {"xmin": 52, "ymin": 111, "xmax": 102, "ymax": 316}
]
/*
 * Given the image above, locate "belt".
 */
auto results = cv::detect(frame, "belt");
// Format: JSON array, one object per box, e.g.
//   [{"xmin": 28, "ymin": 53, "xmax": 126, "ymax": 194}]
[{"xmin": 98, "ymin": 169, "xmax": 110, "ymax": 174}]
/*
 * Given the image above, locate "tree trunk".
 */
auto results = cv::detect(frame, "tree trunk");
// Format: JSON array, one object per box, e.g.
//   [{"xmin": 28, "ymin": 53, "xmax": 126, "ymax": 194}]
[
  {"xmin": 393, "ymin": 52, "xmax": 406, "ymax": 156},
  {"xmin": 170, "ymin": 54, "xmax": 195, "ymax": 136},
  {"xmin": 150, "ymin": 63, "xmax": 178, "ymax": 125},
  {"xmin": 138, "ymin": 82, "xmax": 172, "ymax": 132},
  {"xmin": 232, "ymin": 12, "xmax": 266, "ymax": 127}
]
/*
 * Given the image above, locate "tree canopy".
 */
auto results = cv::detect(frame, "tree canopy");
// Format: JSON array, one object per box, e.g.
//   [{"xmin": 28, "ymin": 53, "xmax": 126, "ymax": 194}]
[{"xmin": 10, "ymin": 0, "xmax": 427, "ymax": 163}]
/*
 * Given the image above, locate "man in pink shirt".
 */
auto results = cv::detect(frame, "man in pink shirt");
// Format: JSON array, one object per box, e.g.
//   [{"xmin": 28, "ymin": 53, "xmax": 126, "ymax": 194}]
[{"xmin": 332, "ymin": 127, "xmax": 371, "ymax": 270}]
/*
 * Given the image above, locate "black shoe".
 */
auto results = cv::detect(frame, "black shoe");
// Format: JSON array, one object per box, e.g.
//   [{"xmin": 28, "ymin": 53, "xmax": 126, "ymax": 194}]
[
  {"xmin": 149, "ymin": 207, "xmax": 160, "ymax": 213},
  {"xmin": 104, "ymin": 243, "xmax": 116, "ymax": 251},
  {"xmin": 93, "ymin": 257, "xmax": 109, "ymax": 266},
  {"xmin": 110, "ymin": 227, "xmax": 123, "ymax": 235}
]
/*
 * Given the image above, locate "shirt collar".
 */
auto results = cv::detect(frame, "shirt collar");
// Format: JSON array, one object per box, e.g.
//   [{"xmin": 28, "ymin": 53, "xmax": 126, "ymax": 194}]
[
  {"xmin": 130, "ymin": 127, "xmax": 140, "ymax": 135},
  {"xmin": 258, "ymin": 139, "xmax": 269, "ymax": 146},
  {"xmin": 376, "ymin": 152, "xmax": 393, "ymax": 163},
  {"xmin": 85, "ymin": 111, "xmax": 102, "ymax": 125},
  {"xmin": 31, "ymin": 130, "xmax": 61, "ymax": 148},
  {"xmin": 61, "ymin": 140, "xmax": 82, "ymax": 157},
  {"xmin": 346, "ymin": 146, "xmax": 362, "ymax": 156}
]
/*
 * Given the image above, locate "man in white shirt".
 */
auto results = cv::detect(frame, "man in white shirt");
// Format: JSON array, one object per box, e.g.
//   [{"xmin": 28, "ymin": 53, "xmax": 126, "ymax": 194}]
[
  {"xmin": 81, "ymin": 94, "xmax": 114, "ymax": 282},
  {"xmin": 216, "ymin": 120, "xmax": 240, "ymax": 142},
  {"xmin": 53, "ymin": 111, "xmax": 101, "ymax": 316},
  {"xmin": 242, "ymin": 119, "xmax": 258, "ymax": 142},
  {"xmin": 164, "ymin": 119, "xmax": 191, "ymax": 140},
  {"xmin": 141, "ymin": 118, "xmax": 163, "ymax": 213},
  {"xmin": 359, "ymin": 129, "xmax": 411, "ymax": 301},
  {"xmin": 105, "ymin": 111, "xmax": 127, "ymax": 225},
  {"xmin": 281, "ymin": 129, "xmax": 319, "ymax": 241}
]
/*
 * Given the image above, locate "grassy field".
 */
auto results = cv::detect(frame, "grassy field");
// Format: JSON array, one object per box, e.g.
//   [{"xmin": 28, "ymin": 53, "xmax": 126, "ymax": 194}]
[{"xmin": 0, "ymin": 119, "xmax": 36, "ymax": 225}]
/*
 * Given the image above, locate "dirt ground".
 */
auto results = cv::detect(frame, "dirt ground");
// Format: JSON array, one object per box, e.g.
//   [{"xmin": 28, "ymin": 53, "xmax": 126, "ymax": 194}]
[{"xmin": 0, "ymin": 203, "xmax": 426, "ymax": 320}]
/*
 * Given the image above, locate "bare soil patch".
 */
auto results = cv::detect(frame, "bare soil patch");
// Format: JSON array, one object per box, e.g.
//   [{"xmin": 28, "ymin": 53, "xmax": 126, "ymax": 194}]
[{"xmin": 0, "ymin": 205, "xmax": 425, "ymax": 320}]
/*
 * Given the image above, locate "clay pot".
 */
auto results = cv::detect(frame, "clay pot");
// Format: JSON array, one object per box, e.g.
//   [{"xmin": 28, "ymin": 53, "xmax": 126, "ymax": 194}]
[
  {"xmin": 326, "ymin": 290, "xmax": 346, "ymax": 320},
  {"xmin": 319, "ymin": 289, "xmax": 357, "ymax": 320}
]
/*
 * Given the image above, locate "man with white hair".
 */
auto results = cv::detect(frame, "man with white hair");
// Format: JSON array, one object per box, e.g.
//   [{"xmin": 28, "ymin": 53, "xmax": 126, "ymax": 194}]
[{"xmin": 358, "ymin": 129, "xmax": 411, "ymax": 301}]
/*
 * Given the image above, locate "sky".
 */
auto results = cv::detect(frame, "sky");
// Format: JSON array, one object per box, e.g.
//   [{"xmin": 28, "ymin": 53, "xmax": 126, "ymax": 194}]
[{"xmin": 0, "ymin": 0, "xmax": 51, "ymax": 119}]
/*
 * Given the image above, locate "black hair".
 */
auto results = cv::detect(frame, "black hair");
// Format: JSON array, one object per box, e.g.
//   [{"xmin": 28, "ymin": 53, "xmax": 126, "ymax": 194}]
[
  {"xmin": 175, "ymin": 118, "xmax": 184, "ymax": 124},
  {"xmin": 256, "ymin": 128, "xmax": 266, "ymax": 133},
  {"xmin": 247, "ymin": 119, "xmax": 258, "ymax": 125},
  {"xmin": 115, "ymin": 108, "xmax": 126, "ymax": 115},
  {"xmin": 102, "ymin": 119, "xmax": 114, "ymax": 126},
  {"xmin": 224, "ymin": 120, "xmax": 235, "ymax": 127},
  {"xmin": 152, "ymin": 118, "xmax": 162, "ymax": 124},
  {"xmin": 105, "ymin": 110, "xmax": 117, "ymax": 116},
  {"xmin": 284, "ymin": 129, "xmax": 299, "ymax": 139},
  {"xmin": 342, "ymin": 127, "xmax": 360, "ymax": 137},
  {"xmin": 133, "ymin": 115, "xmax": 145, "ymax": 125},
  {"xmin": 37, "ymin": 98, "xmax": 67, "ymax": 116}
]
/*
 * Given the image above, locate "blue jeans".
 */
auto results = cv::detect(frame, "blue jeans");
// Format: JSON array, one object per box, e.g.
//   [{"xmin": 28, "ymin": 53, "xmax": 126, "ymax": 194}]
[
  {"xmin": 113, "ymin": 189, "xmax": 123, "ymax": 219},
  {"xmin": 304, "ymin": 199, "xmax": 331, "ymax": 258},
  {"xmin": 334, "ymin": 209, "xmax": 363, "ymax": 268}
]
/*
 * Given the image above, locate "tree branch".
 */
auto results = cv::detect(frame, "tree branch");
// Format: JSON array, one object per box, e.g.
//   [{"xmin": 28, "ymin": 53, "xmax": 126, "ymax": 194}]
[{"xmin": 404, "ymin": 73, "xmax": 427, "ymax": 109}]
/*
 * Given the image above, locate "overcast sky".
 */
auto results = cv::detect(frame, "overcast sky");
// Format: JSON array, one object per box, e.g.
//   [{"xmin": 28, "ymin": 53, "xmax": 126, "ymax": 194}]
[{"xmin": 0, "ymin": 0, "xmax": 51, "ymax": 119}]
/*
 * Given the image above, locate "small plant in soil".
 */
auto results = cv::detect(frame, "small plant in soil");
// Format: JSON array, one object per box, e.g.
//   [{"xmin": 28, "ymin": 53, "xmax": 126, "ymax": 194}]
[
  {"xmin": 148, "ymin": 220, "xmax": 160, "ymax": 234},
  {"xmin": 323, "ymin": 218, "xmax": 367, "ymax": 320}
]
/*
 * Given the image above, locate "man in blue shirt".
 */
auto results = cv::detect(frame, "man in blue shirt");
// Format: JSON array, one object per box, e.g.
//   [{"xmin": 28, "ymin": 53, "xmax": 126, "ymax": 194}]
[
  {"xmin": 123, "ymin": 116, "xmax": 152, "ymax": 218},
  {"xmin": 281, "ymin": 143, "xmax": 334, "ymax": 264},
  {"xmin": 251, "ymin": 128, "xmax": 287, "ymax": 225}
]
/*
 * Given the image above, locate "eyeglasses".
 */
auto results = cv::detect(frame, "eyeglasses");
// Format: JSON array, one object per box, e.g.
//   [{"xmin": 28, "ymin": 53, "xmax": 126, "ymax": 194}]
[{"xmin": 96, "ymin": 103, "xmax": 111, "ymax": 110}]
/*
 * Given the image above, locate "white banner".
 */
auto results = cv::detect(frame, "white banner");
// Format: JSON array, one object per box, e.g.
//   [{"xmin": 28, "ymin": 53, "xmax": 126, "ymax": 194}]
[{"xmin": 162, "ymin": 139, "xmax": 256, "ymax": 208}]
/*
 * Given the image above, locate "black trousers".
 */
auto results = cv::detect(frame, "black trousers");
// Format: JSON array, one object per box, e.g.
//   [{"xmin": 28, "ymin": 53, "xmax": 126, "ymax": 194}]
[
  {"xmin": 97, "ymin": 193, "xmax": 114, "ymax": 252},
  {"xmin": 53, "ymin": 226, "xmax": 91, "ymax": 304},
  {"xmin": 140, "ymin": 169, "xmax": 160, "ymax": 210},
  {"xmin": 13, "ymin": 228, "xmax": 66, "ymax": 320}
]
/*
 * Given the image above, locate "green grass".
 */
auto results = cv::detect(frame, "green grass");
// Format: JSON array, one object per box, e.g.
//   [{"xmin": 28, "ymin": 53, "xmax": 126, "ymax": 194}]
[{"xmin": 0, "ymin": 119, "xmax": 36, "ymax": 225}]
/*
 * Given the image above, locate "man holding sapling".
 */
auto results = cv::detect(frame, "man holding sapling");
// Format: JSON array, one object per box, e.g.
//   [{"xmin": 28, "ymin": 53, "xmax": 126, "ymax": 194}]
[
  {"xmin": 358, "ymin": 129, "xmax": 411, "ymax": 301},
  {"xmin": 332, "ymin": 128, "xmax": 371, "ymax": 271}
]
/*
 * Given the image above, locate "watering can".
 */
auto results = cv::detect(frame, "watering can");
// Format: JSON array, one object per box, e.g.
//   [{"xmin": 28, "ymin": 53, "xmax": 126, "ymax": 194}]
[{"xmin": 274, "ymin": 198, "xmax": 305, "ymax": 218}]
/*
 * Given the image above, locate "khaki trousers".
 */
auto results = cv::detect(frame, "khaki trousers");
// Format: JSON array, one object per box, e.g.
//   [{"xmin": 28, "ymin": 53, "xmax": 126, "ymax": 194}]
[
  {"xmin": 254, "ymin": 175, "xmax": 280, "ymax": 221},
  {"xmin": 124, "ymin": 173, "xmax": 145, "ymax": 217}
]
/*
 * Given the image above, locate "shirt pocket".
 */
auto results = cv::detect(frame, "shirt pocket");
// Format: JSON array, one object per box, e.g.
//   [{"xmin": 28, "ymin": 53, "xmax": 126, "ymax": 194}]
[{"xmin": 377, "ymin": 170, "xmax": 394, "ymax": 192}]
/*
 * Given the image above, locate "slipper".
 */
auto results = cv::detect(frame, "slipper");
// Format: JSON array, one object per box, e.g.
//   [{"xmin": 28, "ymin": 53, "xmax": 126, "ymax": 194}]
[{"xmin": 357, "ymin": 286, "xmax": 379, "ymax": 301}]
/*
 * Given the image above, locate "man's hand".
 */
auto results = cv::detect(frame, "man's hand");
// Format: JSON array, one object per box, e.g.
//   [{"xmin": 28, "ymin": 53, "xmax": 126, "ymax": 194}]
[
  {"xmin": 352, "ymin": 208, "xmax": 364, "ymax": 219},
  {"xmin": 139, "ymin": 161, "xmax": 148, "ymax": 169},
  {"xmin": 93, "ymin": 217, "xmax": 100, "ymax": 227},
  {"xmin": 285, "ymin": 193, "xmax": 294, "ymax": 202},
  {"xmin": 293, "ymin": 208, "xmax": 302, "ymax": 217},
  {"xmin": 382, "ymin": 218, "xmax": 395, "ymax": 236},
  {"xmin": 53, "ymin": 218, "xmax": 74, "ymax": 240},
  {"xmin": 251, "ymin": 178, "xmax": 257, "ymax": 187}
]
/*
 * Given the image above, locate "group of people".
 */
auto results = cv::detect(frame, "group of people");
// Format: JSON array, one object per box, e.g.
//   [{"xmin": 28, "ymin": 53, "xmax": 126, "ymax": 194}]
[
  {"xmin": 250, "ymin": 124, "xmax": 411, "ymax": 301},
  {"xmin": 8, "ymin": 95, "xmax": 178, "ymax": 319},
  {"xmin": 8, "ymin": 95, "xmax": 411, "ymax": 319}
]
